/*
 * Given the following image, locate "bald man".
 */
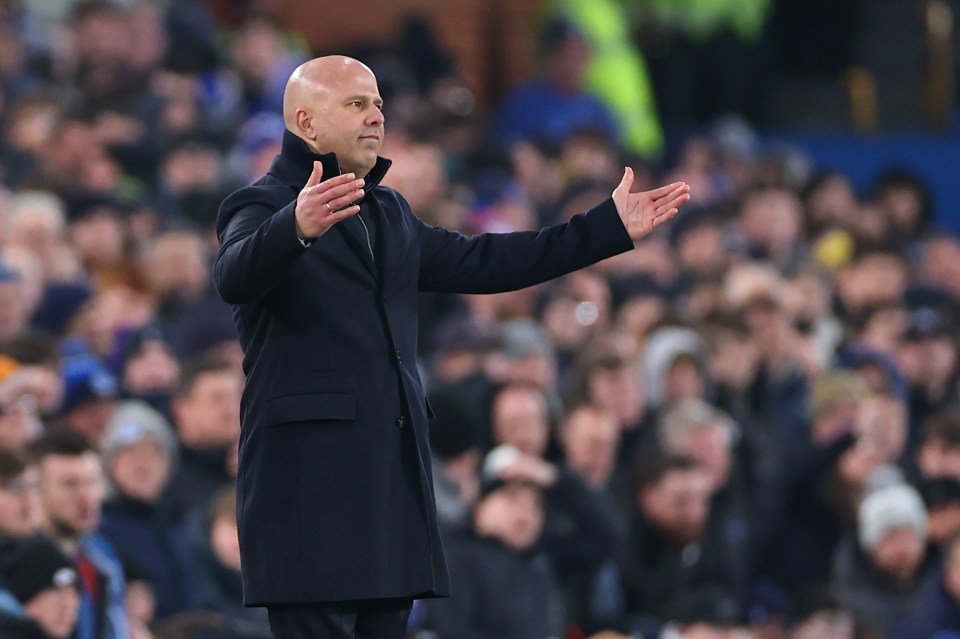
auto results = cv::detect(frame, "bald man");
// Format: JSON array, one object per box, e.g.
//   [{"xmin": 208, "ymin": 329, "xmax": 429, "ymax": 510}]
[{"xmin": 214, "ymin": 55, "xmax": 689, "ymax": 639}]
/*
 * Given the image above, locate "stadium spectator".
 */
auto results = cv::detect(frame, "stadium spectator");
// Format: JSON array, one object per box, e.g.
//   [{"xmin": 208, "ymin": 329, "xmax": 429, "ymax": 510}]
[
  {"xmin": 160, "ymin": 358, "xmax": 241, "ymax": 524},
  {"xmin": 98, "ymin": 401, "xmax": 199, "ymax": 621},
  {"xmin": 30, "ymin": 429, "xmax": 128, "ymax": 639},
  {"xmin": 422, "ymin": 450, "xmax": 566, "ymax": 639},
  {"xmin": 494, "ymin": 18, "xmax": 617, "ymax": 151},
  {"xmin": 891, "ymin": 530, "xmax": 960, "ymax": 639},
  {"xmin": 0, "ymin": 534, "xmax": 81, "ymax": 639},
  {"xmin": 0, "ymin": 447, "xmax": 40, "ymax": 537},
  {"xmin": 833, "ymin": 482, "xmax": 938, "ymax": 639}
]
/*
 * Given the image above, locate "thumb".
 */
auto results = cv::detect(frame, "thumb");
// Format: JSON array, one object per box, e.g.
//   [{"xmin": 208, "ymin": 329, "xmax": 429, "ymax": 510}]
[
  {"xmin": 306, "ymin": 160, "xmax": 323, "ymax": 187},
  {"xmin": 614, "ymin": 166, "xmax": 633, "ymax": 198}
]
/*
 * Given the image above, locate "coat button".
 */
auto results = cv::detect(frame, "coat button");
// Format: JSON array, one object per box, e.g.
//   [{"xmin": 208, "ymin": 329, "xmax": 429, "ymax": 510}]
[{"xmin": 396, "ymin": 416, "xmax": 405, "ymax": 429}]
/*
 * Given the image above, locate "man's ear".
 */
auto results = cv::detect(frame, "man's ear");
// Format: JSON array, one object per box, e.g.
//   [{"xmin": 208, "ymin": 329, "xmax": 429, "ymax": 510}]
[{"xmin": 296, "ymin": 109, "xmax": 315, "ymax": 139}]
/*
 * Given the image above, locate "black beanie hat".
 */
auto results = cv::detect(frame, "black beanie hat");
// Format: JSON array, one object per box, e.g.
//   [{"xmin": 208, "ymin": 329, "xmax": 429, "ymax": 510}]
[
  {"xmin": 427, "ymin": 392, "xmax": 483, "ymax": 459},
  {"xmin": 0, "ymin": 536, "xmax": 78, "ymax": 604}
]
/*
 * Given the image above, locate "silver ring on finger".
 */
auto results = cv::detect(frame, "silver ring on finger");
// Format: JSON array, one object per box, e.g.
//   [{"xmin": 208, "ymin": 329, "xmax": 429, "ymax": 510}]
[{"xmin": 325, "ymin": 202, "xmax": 332, "ymax": 212}]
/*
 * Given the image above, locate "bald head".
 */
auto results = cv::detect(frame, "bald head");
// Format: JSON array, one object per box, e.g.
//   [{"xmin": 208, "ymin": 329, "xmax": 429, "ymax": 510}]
[
  {"xmin": 282, "ymin": 55, "xmax": 385, "ymax": 178},
  {"xmin": 283, "ymin": 56, "xmax": 370, "ymax": 129}
]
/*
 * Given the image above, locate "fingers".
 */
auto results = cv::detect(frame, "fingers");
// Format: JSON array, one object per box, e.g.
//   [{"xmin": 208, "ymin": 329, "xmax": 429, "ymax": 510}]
[
  {"xmin": 305, "ymin": 174, "xmax": 365, "ymax": 212},
  {"xmin": 325, "ymin": 204, "xmax": 360, "ymax": 225},
  {"xmin": 652, "ymin": 184, "xmax": 690, "ymax": 206},
  {"xmin": 648, "ymin": 181, "xmax": 688, "ymax": 199},
  {"xmin": 306, "ymin": 160, "xmax": 323, "ymax": 187},
  {"xmin": 651, "ymin": 207, "xmax": 680, "ymax": 229},
  {"xmin": 297, "ymin": 171, "xmax": 365, "ymax": 238},
  {"xmin": 324, "ymin": 181, "xmax": 366, "ymax": 212},
  {"xmin": 313, "ymin": 173, "xmax": 361, "ymax": 197},
  {"xmin": 654, "ymin": 190, "xmax": 691, "ymax": 217}
]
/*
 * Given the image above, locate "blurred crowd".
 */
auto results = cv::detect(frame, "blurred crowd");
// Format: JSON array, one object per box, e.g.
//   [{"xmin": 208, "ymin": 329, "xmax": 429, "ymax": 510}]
[{"xmin": 0, "ymin": 1, "xmax": 957, "ymax": 639}]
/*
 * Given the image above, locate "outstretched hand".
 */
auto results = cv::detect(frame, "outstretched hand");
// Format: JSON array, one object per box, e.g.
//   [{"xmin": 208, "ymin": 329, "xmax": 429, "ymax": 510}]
[
  {"xmin": 612, "ymin": 167, "xmax": 691, "ymax": 241},
  {"xmin": 295, "ymin": 161, "xmax": 365, "ymax": 240}
]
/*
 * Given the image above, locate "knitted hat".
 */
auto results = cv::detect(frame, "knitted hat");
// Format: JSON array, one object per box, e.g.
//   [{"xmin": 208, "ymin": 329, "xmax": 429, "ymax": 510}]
[
  {"xmin": 427, "ymin": 392, "xmax": 483, "ymax": 459},
  {"xmin": 0, "ymin": 536, "xmax": 78, "ymax": 604},
  {"xmin": 497, "ymin": 319, "xmax": 553, "ymax": 361},
  {"xmin": 478, "ymin": 445, "xmax": 542, "ymax": 500},
  {"xmin": 59, "ymin": 354, "xmax": 117, "ymax": 414},
  {"xmin": 101, "ymin": 400, "xmax": 177, "ymax": 465},
  {"xmin": 31, "ymin": 282, "xmax": 94, "ymax": 336},
  {"xmin": 858, "ymin": 483, "xmax": 928, "ymax": 550}
]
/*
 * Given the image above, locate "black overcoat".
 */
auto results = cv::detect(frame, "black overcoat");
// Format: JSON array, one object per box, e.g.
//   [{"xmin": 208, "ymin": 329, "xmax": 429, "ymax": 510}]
[{"xmin": 213, "ymin": 131, "xmax": 634, "ymax": 605}]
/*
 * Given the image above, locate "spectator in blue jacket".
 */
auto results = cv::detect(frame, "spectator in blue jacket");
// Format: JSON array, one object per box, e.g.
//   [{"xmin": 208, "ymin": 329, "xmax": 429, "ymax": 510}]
[
  {"xmin": 494, "ymin": 18, "xmax": 617, "ymax": 150},
  {"xmin": 99, "ymin": 401, "xmax": 200, "ymax": 621},
  {"xmin": 30, "ymin": 430, "xmax": 128, "ymax": 639},
  {"xmin": 892, "ymin": 531, "xmax": 960, "ymax": 639}
]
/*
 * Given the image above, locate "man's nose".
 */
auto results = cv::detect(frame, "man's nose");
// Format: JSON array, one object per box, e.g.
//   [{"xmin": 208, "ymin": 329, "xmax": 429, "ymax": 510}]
[{"xmin": 366, "ymin": 107, "xmax": 384, "ymax": 126}]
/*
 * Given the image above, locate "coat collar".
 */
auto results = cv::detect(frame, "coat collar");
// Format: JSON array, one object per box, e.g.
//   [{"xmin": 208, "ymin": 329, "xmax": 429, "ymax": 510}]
[{"xmin": 270, "ymin": 129, "xmax": 392, "ymax": 192}]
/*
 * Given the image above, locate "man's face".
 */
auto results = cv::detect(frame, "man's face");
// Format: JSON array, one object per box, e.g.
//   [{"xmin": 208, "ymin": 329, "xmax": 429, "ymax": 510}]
[
  {"xmin": 25, "ymin": 586, "xmax": 80, "ymax": 639},
  {"xmin": 918, "ymin": 437, "xmax": 960, "ymax": 480},
  {"xmin": 311, "ymin": 63, "xmax": 384, "ymax": 178},
  {"xmin": 663, "ymin": 358, "xmax": 704, "ymax": 405},
  {"xmin": 73, "ymin": 8, "xmax": 130, "ymax": 66},
  {"xmin": 110, "ymin": 439, "xmax": 170, "ymax": 503},
  {"xmin": 928, "ymin": 502, "xmax": 960, "ymax": 546},
  {"xmin": 145, "ymin": 233, "xmax": 208, "ymax": 298},
  {"xmin": 0, "ymin": 467, "xmax": 40, "ymax": 537},
  {"xmin": 588, "ymin": 364, "xmax": 644, "ymax": 425},
  {"xmin": 562, "ymin": 409, "xmax": 619, "ymax": 488},
  {"xmin": 678, "ymin": 425, "xmax": 732, "ymax": 493},
  {"xmin": 0, "ymin": 394, "xmax": 43, "ymax": 450},
  {"xmin": 123, "ymin": 340, "xmax": 181, "ymax": 394},
  {"xmin": 0, "ymin": 279, "xmax": 27, "ymax": 339},
  {"xmin": 174, "ymin": 370, "xmax": 242, "ymax": 448},
  {"xmin": 39, "ymin": 453, "xmax": 105, "ymax": 539},
  {"xmin": 474, "ymin": 483, "xmax": 544, "ymax": 551},
  {"xmin": 491, "ymin": 388, "xmax": 549, "ymax": 458},
  {"xmin": 640, "ymin": 468, "xmax": 712, "ymax": 545},
  {"xmin": 871, "ymin": 527, "xmax": 925, "ymax": 583},
  {"xmin": 857, "ymin": 395, "xmax": 907, "ymax": 464}
]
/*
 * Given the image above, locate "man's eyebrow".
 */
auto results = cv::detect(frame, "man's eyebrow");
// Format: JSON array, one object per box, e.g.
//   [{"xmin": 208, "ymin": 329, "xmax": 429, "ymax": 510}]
[{"xmin": 344, "ymin": 95, "xmax": 383, "ymax": 104}]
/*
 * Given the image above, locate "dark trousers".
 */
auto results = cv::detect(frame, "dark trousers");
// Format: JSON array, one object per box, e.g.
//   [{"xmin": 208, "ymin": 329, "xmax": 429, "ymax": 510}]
[{"xmin": 267, "ymin": 598, "xmax": 412, "ymax": 639}]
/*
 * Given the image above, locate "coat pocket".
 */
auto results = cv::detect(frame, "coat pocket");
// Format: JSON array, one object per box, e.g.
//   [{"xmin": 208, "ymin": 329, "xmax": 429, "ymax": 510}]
[{"xmin": 266, "ymin": 392, "xmax": 356, "ymax": 425}]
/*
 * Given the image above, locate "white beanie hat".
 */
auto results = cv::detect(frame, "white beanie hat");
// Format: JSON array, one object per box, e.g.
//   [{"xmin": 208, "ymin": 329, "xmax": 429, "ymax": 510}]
[
  {"xmin": 858, "ymin": 482, "xmax": 928, "ymax": 550},
  {"xmin": 100, "ymin": 400, "xmax": 177, "ymax": 465}
]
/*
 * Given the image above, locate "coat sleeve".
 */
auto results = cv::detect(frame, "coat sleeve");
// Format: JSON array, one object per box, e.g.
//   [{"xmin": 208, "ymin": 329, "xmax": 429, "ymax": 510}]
[
  {"xmin": 214, "ymin": 193, "xmax": 306, "ymax": 305},
  {"xmin": 415, "ymin": 196, "xmax": 634, "ymax": 294}
]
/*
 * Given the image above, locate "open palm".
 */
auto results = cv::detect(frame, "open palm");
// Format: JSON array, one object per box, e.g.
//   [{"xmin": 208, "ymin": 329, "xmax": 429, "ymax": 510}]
[{"xmin": 612, "ymin": 167, "xmax": 691, "ymax": 241}]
